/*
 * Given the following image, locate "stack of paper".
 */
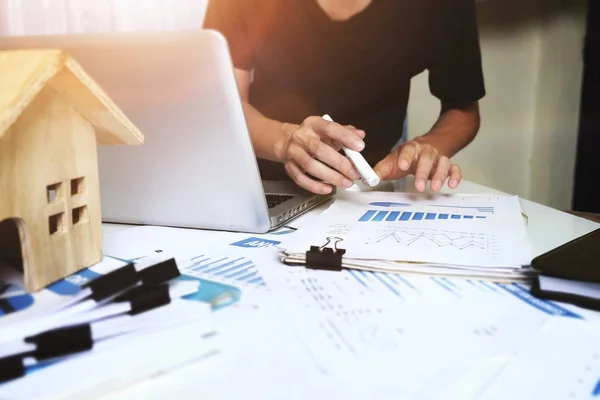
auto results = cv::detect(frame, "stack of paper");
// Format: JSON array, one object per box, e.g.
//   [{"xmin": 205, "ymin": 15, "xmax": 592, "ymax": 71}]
[
  {"xmin": 279, "ymin": 192, "xmax": 535, "ymax": 282},
  {"xmin": 0, "ymin": 254, "xmax": 233, "ymax": 398}
]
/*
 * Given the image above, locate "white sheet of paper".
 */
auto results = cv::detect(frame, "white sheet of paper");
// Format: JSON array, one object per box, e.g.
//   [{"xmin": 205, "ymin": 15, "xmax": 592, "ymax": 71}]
[
  {"xmin": 477, "ymin": 317, "xmax": 600, "ymax": 400},
  {"xmin": 253, "ymin": 248, "xmax": 586, "ymax": 379},
  {"xmin": 283, "ymin": 192, "xmax": 532, "ymax": 268},
  {"xmin": 99, "ymin": 271, "xmax": 508, "ymax": 400}
]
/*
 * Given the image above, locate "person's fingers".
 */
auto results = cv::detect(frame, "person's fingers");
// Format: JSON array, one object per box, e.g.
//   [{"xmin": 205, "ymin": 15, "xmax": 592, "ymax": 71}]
[
  {"xmin": 299, "ymin": 135, "xmax": 360, "ymax": 181},
  {"xmin": 430, "ymin": 156, "xmax": 450, "ymax": 192},
  {"xmin": 413, "ymin": 148, "xmax": 437, "ymax": 192},
  {"xmin": 345, "ymin": 125, "xmax": 366, "ymax": 139},
  {"xmin": 288, "ymin": 144, "xmax": 354, "ymax": 188},
  {"xmin": 396, "ymin": 142, "xmax": 418, "ymax": 172},
  {"xmin": 448, "ymin": 164, "xmax": 462, "ymax": 189},
  {"xmin": 304, "ymin": 116, "xmax": 365, "ymax": 152},
  {"xmin": 329, "ymin": 140, "xmax": 343, "ymax": 152},
  {"xmin": 284, "ymin": 161, "xmax": 333, "ymax": 194}
]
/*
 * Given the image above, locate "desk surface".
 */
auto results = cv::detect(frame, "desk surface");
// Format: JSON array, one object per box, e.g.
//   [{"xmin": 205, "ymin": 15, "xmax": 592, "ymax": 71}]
[{"xmin": 100, "ymin": 178, "xmax": 600, "ymax": 400}]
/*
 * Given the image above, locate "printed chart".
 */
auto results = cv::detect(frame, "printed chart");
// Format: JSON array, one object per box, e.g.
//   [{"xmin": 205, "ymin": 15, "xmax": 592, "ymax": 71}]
[
  {"xmin": 365, "ymin": 229, "xmax": 488, "ymax": 250},
  {"xmin": 284, "ymin": 193, "xmax": 531, "ymax": 268},
  {"xmin": 358, "ymin": 201, "xmax": 495, "ymax": 223},
  {"xmin": 184, "ymin": 253, "xmax": 267, "ymax": 289},
  {"xmin": 345, "ymin": 268, "xmax": 581, "ymax": 319}
]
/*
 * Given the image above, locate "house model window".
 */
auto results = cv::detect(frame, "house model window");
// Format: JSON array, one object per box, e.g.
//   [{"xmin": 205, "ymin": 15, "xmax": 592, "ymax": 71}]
[{"xmin": 0, "ymin": 49, "xmax": 144, "ymax": 292}]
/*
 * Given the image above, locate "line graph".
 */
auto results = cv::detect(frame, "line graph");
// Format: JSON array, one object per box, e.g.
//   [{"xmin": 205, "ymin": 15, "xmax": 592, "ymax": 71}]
[{"xmin": 365, "ymin": 230, "xmax": 488, "ymax": 250}]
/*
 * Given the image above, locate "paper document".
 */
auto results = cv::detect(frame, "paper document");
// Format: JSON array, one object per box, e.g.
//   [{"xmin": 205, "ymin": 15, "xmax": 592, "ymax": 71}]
[
  {"xmin": 254, "ymin": 248, "xmax": 583, "ymax": 378},
  {"xmin": 477, "ymin": 318, "xmax": 600, "ymax": 400},
  {"xmin": 281, "ymin": 192, "xmax": 532, "ymax": 279}
]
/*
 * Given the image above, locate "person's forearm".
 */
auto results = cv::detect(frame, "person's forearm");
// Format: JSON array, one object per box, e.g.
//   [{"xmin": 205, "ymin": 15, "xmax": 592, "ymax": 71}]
[
  {"xmin": 241, "ymin": 102, "xmax": 298, "ymax": 162},
  {"xmin": 415, "ymin": 102, "xmax": 481, "ymax": 158}
]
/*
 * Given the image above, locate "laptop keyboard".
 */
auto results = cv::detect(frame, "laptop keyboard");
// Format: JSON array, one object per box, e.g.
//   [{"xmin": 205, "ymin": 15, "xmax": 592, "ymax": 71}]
[{"xmin": 266, "ymin": 194, "xmax": 293, "ymax": 209}]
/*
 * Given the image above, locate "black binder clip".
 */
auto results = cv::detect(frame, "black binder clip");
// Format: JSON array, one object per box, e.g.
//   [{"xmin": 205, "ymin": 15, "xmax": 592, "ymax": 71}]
[{"xmin": 305, "ymin": 237, "xmax": 346, "ymax": 271}]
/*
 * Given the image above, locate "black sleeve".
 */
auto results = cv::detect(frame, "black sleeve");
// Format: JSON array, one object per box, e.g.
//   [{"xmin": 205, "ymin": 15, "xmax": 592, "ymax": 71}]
[
  {"xmin": 203, "ymin": 0, "xmax": 257, "ymax": 71},
  {"xmin": 428, "ymin": 0, "xmax": 486, "ymax": 104}
]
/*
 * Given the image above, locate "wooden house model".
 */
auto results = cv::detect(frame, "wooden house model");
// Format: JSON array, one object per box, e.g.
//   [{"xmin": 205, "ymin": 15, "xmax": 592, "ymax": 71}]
[{"xmin": 0, "ymin": 49, "xmax": 144, "ymax": 292}]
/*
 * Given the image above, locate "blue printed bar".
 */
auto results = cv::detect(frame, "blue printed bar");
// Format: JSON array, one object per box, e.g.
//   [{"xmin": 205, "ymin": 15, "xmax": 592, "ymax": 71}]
[
  {"xmin": 464, "ymin": 215, "xmax": 474, "ymax": 219},
  {"xmin": 399, "ymin": 212, "xmax": 412, "ymax": 221},
  {"xmin": 451, "ymin": 214, "xmax": 461, "ymax": 219},
  {"xmin": 425, "ymin": 213, "xmax": 436, "ymax": 220},
  {"xmin": 359, "ymin": 210, "xmax": 377, "ymax": 221},
  {"xmin": 412, "ymin": 212, "xmax": 424, "ymax": 220},
  {"xmin": 373, "ymin": 211, "xmax": 388, "ymax": 221},
  {"xmin": 439, "ymin": 214, "xmax": 448, "ymax": 219},
  {"xmin": 386, "ymin": 211, "xmax": 400, "ymax": 221}
]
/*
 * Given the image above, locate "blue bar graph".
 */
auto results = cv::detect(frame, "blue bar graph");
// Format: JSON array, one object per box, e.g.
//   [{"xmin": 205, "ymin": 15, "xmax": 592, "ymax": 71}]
[
  {"xmin": 428, "ymin": 205, "xmax": 495, "ymax": 215},
  {"xmin": 373, "ymin": 211, "xmax": 387, "ymax": 221},
  {"xmin": 188, "ymin": 254, "xmax": 266, "ymax": 287},
  {"xmin": 400, "ymin": 212, "xmax": 412, "ymax": 221},
  {"xmin": 386, "ymin": 211, "xmax": 400, "ymax": 221},
  {"xmin": 358, "ymin": 209, "xmax": 489, "ymax": 222},
  {"xmin": 359, "ymin": 210, "xmax": 377, "ymax": 221}
]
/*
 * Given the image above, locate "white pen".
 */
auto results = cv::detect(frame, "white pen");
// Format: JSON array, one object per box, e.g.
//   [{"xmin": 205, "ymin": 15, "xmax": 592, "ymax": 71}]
[{"xmin": 322, "ymin": 114, "xmax": 380, "ymax": 187}]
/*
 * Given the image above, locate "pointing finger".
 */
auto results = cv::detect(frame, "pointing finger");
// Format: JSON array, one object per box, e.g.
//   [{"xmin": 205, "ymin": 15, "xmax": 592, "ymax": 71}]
[
  {"xmin": 414, "ymin": 148, "xmax": 436, "ymax": 192},
  {"xmin": 448, "ymin": 164, "xmax": 462, "ymax": 189},
  {"xmin": 396, "ymin": 142, "xmax": 418, "ymax": 172},
  {"xmin": 430, "ymin": 156, "xmax": 450, "ymax": 192}
]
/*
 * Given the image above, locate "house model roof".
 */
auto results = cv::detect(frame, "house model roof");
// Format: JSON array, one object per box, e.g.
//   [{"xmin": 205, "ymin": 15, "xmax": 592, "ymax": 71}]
[{"xmin": 0, "ymin": 49, "xmax": 144, "ymax": 145}]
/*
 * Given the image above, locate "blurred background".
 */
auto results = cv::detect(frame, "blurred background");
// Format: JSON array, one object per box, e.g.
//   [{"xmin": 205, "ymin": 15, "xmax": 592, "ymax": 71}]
[{"xmin": 0, "ymin": 0, "xmax": 597, "ymax": 214}]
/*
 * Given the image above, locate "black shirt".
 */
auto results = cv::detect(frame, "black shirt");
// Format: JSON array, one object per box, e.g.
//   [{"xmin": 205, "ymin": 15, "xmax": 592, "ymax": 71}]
[{"xmin": 204, "ymin": 0, "xmax": 486, "ymax": 181}]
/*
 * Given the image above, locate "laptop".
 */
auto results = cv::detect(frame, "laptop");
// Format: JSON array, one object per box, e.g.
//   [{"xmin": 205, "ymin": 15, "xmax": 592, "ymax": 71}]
[{"xmin": 0, "ymin": 30, "xmax": 334, "ymax": 233}]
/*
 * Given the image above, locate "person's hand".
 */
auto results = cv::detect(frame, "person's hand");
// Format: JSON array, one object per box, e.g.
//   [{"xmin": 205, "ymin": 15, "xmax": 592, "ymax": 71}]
[
  {"xmin": 275, "ymin": 116, "xmax": 365, "ymax": 194},
  {"xmin": 373, "ymin": 138, "xmax": 461, "ymax": 192}
]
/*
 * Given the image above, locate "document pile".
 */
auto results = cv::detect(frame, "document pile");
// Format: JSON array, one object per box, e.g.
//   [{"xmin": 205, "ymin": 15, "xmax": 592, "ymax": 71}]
[
  {"xmin": 0, "ymin": 254, "xmax": 233, "ymax": 397},
  {"xmin": 279, "ymin": 191, "xmax": 535, "ymax": 282}
]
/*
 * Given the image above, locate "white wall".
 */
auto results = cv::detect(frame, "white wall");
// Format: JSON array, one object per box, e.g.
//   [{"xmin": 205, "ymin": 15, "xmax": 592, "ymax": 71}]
[
  {"xmin": 408, "ymin": 0, "xmax": 588, "ymax": 210},
  {"xmin": 0, "ymin": 0, "xmax": 207, "ymax": 34}
]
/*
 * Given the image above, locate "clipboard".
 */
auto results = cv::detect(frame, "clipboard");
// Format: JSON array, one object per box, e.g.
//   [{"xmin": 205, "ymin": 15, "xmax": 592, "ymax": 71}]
[{"xmin": 279, "ymin": 236, "xmax": 535, "ymax": 282}]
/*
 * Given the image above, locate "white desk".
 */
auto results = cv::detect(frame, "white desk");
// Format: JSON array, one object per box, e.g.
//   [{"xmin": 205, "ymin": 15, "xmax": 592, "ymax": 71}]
[{"xmin": 100, "ymin": 178, "xmax": 600, "ymax": 400}]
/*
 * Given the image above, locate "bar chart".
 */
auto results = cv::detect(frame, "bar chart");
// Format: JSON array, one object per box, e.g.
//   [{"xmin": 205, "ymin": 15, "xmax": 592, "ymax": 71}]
[
  {"xmin": 359, "ymin": 205, "xmax": 494, "ymax": 222},
  {"xmin": 184, "ymin": 253, "xmax": 267, "ymax": 289}
]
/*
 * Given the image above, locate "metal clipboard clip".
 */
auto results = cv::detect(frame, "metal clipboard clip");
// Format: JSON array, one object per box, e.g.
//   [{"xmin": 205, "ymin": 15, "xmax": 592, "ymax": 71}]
[{"xmin": 305, "ymin": 236, "xmax": 346, "ymax": 271}]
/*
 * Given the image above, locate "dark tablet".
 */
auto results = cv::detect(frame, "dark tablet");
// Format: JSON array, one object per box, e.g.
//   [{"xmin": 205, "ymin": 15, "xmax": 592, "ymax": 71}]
[{"xmin": 531, "ymin": 228, "xmax": 600, "ymax": 283}]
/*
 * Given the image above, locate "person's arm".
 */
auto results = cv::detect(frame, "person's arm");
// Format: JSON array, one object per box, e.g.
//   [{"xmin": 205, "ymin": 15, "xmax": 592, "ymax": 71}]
[
  {"xmin": 374, "ymin": 0, "xmax": 485, "ymax": 192},
  {"xmin": 204, "ymin": 1, "xmax": 364, "ymax": 193},
  {"xmin": 233, "ymin": 68, "xmax": 364, "ymax": 193},
  {"xmin": 416, "ymin": 101, "xmax": 480, "ymax": 159},
  {"xmin": 233, "ymin": 68, "xmax": 290, "ymax": 162},
  {"xmin": 374, "ymin": 101, "xmax": 480, "ymax": 192}
]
